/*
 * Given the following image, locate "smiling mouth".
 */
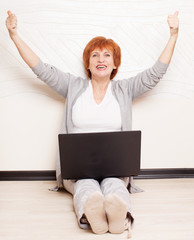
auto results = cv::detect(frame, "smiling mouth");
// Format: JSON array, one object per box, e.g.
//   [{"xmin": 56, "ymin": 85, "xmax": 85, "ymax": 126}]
[{"xmin": 96, "ymin": 65, "xmax": 107, "ymax": 70}]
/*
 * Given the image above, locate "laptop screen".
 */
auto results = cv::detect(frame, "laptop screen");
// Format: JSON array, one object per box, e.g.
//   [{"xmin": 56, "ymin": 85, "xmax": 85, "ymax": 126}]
[{"xmin": 58, "ymin": 131, "xmax": 141, "ymax": 180}]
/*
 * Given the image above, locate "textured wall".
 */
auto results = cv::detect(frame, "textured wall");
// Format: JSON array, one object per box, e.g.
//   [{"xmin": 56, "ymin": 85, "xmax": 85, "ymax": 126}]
[{"xmin": 0, "ymin": 0, "xmax": 194, "ymax": 170}]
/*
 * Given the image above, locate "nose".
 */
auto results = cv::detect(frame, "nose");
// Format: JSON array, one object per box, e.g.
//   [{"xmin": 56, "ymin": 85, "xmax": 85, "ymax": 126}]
[{"xmin": 98, "ymin": 54, "xmax": 104, "ymax": 63}]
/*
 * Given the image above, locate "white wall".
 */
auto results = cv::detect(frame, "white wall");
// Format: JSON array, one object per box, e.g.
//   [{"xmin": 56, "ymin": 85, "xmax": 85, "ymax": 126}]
[{"xmin": 0, "ymin": 0, "xmax": 194, "ymax": 170}]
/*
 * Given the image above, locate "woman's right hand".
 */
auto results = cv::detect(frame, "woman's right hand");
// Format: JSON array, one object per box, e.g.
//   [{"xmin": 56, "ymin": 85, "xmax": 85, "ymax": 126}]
[
  {"xmin": 6, "ymin": 10, "xmax": 18, "ymax": 37},
  {"xmin": 5, "ymin": 10, "xmax": 40, "ymax": 68}
]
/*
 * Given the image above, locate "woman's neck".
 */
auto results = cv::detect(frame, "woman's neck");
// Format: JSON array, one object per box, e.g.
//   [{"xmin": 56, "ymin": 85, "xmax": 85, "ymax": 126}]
[
  {"xmin": 90, "ymin": 77, "xmax": 111, "ymax": 104},
  {"xmin": 91, "ymin": 77, "xmax": 111, "ymax": 91}
]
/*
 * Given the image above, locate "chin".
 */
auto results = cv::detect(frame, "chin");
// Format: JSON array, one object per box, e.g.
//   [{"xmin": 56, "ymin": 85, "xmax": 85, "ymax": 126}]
[{"xmin": 96, "ymin": 72, "xmax": 111, "ymax": 78}]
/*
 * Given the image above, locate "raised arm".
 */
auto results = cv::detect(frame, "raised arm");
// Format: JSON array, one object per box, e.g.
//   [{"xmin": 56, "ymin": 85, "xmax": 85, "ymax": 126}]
[
  {"xmin": 5, "ymin": 10, "xmax": 40, "ymax": 68},
  {"xmin": 158, "ymin": 11, "xmax": 179, "ymax": 64},
  {"xmin": 5, "ymin": 10, "xmax": 75, "ymax": 98}
]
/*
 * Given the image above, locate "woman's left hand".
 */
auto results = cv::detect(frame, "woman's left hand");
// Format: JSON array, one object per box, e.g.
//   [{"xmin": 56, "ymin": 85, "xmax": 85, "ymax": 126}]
[{"xmin": 167, "ymin": 11, "xmax": 179, "ymax": 37}]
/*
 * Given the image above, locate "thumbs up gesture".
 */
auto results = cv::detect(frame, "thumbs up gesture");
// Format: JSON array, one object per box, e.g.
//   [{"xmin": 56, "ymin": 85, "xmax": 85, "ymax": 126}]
[
  {"xmin": 6, "ymin": 10, "xmax": 18, "ymax": 37},
  {"xmin": 167, "ymin": 11, "xmax": 179, "ymax": 37}
]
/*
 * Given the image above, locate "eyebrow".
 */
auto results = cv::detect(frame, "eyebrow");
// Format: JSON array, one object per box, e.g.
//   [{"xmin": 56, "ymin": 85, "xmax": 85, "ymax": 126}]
[{"xmin": 91, "ymin": 50, "xmax": 112, "ymax": 54}]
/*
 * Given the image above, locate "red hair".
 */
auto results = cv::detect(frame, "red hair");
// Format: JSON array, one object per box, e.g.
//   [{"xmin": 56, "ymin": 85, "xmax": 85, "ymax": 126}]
[{"xmin": 83, "ymin": 36, "xmax": 121, "ymax": 80}]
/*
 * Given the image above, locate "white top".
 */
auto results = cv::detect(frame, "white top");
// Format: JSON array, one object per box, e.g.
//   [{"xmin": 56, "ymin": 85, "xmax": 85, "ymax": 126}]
[{"xmin": 72, "ymin": 81, "xmax": 122, "ymax": 133}]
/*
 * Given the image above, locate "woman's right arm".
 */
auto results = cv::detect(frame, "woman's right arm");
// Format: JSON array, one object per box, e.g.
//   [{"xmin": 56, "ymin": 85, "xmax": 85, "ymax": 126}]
[
  {"xmin": 6, "ymin": 10, "xmax": 40, "ymax": 68},
  {"xmin": 5, "ymin": 10, "xmax": 74, "ymax": 97}
]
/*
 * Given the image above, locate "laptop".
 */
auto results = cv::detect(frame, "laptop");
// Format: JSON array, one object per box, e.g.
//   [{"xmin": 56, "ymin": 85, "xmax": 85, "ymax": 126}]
[{"xmin": 58, "ymin": 131, "xmax": 141, "ymax": 181}]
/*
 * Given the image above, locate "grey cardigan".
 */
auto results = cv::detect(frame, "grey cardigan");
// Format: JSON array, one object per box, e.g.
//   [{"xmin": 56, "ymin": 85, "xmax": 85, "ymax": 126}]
[{"xmin": 32, "ymin": 59, "xmax": 168, "ymax": 193}]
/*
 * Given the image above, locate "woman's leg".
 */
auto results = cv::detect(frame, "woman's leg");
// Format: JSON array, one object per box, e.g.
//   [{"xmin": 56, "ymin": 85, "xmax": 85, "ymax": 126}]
[
  {"xmin": 72, "ymin": 179, "xmax": 108, "ymax": 234},
  {"xmin": 100, "ymin": 177, "xmax": 133, "ymax": 234}
]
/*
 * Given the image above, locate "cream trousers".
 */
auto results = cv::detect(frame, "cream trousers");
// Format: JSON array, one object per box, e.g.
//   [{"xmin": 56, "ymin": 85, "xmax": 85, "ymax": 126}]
[{"xmin": 63, "ymin": 177, "xmax": 132, "ymax": 229}]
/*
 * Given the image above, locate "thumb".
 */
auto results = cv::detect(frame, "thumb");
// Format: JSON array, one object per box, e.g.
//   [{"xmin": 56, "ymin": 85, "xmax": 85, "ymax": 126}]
[
  {"xmin": 7, "ymin": 10, "xmax": 13, "ymax": 16},
  {"xmin": 174, "ymin": 11, "xmax": 179, "ymax": 16}
]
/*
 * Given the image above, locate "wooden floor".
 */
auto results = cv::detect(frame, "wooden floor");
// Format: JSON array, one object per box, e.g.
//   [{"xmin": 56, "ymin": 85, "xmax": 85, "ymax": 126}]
[{"xmin": 0, "ymin": 179, "xmax": 194, "ymax": 240}]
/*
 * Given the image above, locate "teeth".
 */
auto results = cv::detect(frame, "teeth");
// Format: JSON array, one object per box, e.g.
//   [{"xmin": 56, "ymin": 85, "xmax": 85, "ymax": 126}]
[{"xmin": 97, "ymin": 66, "xmax": 106, "ymax": 69}]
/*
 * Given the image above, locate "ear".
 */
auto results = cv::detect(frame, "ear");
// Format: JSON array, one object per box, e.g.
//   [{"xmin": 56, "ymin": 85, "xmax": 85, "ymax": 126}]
[{"xmin": 113, "ymin": 66, "xmax": 117, "ymax": 69}]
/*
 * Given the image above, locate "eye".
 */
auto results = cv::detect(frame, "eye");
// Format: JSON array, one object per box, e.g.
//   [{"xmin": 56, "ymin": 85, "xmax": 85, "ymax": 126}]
[{"xmin": 92, "ymin": 53, "xmax": 97, "ymax": 57}]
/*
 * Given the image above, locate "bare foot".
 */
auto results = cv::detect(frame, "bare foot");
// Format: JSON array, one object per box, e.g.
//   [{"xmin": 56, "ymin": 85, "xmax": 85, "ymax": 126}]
[
  {"xmin": 105, "ymin": 194, "xmax": 128, "ymax": 234},
  {"xmin": 84, "ymin": 192, "xmax": 108, "ymax": 234}
]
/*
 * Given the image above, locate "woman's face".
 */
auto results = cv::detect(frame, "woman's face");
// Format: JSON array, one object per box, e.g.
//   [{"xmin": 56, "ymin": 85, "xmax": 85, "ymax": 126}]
[{"xmin": 88, "ymin": 48, "xmax": 116, "ymax": 80}]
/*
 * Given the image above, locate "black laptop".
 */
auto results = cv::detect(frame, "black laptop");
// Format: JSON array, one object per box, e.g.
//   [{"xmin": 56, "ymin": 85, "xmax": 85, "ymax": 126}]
[{"xmin": 58, "ymin": 131, "xmax": 141, "ymax": 180}]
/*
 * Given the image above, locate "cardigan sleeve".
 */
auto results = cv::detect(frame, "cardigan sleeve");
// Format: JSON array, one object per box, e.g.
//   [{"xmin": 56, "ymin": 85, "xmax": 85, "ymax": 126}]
[
  {"xmin": 127, "ymin": 60, "xmax": 169, "ymax": 99},
  {"xmin": 31, "ymin": 59, "xmax": 76, "ymax": 98}
]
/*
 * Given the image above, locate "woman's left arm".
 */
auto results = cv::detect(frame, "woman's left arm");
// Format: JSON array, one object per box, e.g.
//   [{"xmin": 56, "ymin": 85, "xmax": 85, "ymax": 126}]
[{"xmin": 158, "ymin": 11, "xmax": 179, "ymax": 64}]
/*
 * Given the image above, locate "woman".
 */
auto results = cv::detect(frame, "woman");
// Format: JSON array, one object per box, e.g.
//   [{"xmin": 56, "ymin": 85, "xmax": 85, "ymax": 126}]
[{"xmin": 6, "ymin": 10, "xmax": 179, "ymax": 237}]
